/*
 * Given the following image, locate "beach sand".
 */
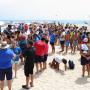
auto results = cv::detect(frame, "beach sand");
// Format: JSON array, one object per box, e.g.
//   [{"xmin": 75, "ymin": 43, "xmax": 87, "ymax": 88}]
[{"xmin": 4, "ymin": 45, "xmax": 90, "ymax": 90}]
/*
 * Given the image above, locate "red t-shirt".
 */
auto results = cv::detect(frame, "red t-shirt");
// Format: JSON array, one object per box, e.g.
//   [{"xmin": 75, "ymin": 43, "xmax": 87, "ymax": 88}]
[
  {"xmin": 65, "ymin": 34, "xmax": 70, "ymax": 40},
  {"xmin": 44, "ymin": 43, "xmax": 49, "ymax": 55},
  {"xmin": 34, "ymin": 40, "xmax": 45, "ymax": 56},
  {"xmin": 19, "ymin": 34, "xmax": 26, "ymax": 40},
  {"xmin": 24, "ymin": 24, "xmax": 29, "ymax": 31}
]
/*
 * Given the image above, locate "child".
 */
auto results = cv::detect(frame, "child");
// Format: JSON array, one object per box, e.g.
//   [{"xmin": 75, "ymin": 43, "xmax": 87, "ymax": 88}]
[
  {"xmin": 70, "ymin": 31, "xmax": 74, "ymax": 53},
  {"xmin": 22, "ymin": 40, "xmax": 35, "ymax": 89},
  {"xmin": 65, "ymin": 31, "xmax": 70, "ymax": 53},
  {"xmin": 59, "ymin": 30, "xmax": 65, "ymax": 52},
  {"xmin": 73, "ymin": 31, "xmax": 78, "ymax": 53},
  {"xmin": 12, "ymin": 41, "xmax": 22, "ymax": 78},
  {"xmin": 50, "ymin": 32, "xmax": 56, "ymax": 53},
  {"xmin": 49, "ymin": 55, "xmax": 67, "ymax": 71}
]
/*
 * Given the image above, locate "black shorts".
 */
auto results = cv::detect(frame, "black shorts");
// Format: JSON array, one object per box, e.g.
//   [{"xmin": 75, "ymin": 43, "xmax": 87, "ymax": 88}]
[
  {"xmin": 43, "ymin": 54, "xmax": 48, "ymax": 62},
  {"xmin": 0, "ymin": 67, "xmax": 12, "ymax": 81},
  {"xmin": 87, "ymin": 60, "xmax": 90, "ymax": 64},
  {"xmin": 81, "ymin": 56, "xmax": 87, "ymax": 65},
  {"xmin": 24, "ymin": 62, "xmax": 34, "ymax": 76},
  {"xmin": 60, "ymin": 41, "xmax": 65, "ymax": 45},
  {"xmin": 35, "ymin": 55, "xmax": 44, "ymax": 63},
  {"xmin": 50, "ymin": 42, "xmax": 54, "ymax": 46}
]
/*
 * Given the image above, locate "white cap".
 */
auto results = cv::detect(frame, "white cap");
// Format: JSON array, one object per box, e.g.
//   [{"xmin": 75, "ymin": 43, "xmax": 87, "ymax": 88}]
[{"xmin": 83, "ymin": 38, "xmax": 88, "ymax": 43}]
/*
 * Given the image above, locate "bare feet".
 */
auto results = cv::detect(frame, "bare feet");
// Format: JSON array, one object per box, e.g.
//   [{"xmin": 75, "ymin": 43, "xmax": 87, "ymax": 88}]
[{"xmin": 30, "ymin": 82, "xmax": 34, "ymax": 87}]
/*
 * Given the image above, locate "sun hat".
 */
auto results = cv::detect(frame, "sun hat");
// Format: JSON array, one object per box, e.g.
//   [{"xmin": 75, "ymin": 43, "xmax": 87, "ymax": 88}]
[{"xmin": 1, "ymin": 41, "xmax": 9, "ymax": 49}]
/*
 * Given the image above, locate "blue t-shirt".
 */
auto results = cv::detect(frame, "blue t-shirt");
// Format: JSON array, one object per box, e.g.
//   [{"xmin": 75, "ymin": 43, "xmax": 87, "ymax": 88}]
[
  {"xmin": 19, "ymin": 40, "xmax": 27, "ymax": 50},
  {"xmin": 0, "ymin": 48, "xmax": 14, "ymax": 69},
  {"xmin": 50, "ymin": 34, "xmax": 56, "ymax": 43},
  {"xmin": 34, "ymin": 34, "xmax": 41, "ymax": 42},
  {"xmin": 12, "ymin": 47, "xmax": 22, "ymax": 61},
  {"xmin": 81, "ymin": 34, "xmax": 87, "ymax": 40}
]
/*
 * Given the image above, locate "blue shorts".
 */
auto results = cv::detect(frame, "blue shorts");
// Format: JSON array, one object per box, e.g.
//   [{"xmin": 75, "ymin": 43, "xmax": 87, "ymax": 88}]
[
  {"xmin": 50, "ymin": 42, "xmax": 54, "ymax": 46},
  {"xmin": 65, "ymin": 40, "xmax": 70, "ymax": 46},
  {"xmin": 73, "ymin": 40, "xmax": 78, "ymax": 46},
  {"xmin": 60, "ymin": 41, "xmax": 65, "ymax": 45},
  {"xmin": 0, "ymin": 67, "xmax": 12, "ymax": 81}
]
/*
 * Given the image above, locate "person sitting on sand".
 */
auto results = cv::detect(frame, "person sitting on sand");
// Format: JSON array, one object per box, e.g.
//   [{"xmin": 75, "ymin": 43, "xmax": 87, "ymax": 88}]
[{"xmin": 49, "ymin": 54, "xmax": 67, "ymax": 71}]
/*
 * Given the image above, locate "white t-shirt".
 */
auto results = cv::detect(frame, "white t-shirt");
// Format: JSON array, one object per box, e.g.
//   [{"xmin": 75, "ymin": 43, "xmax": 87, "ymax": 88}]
[
  {"xmin": 60, "ymin": 31, "xmax": 65, "ymax": 41},
  {"xmin": 55, "ymin": 55, "xmax": 64, "ymax": 63},
  {"xmin": 65, "ymin": 29, "xmax": 69, "ymax": 33},
  {"xmin": 81, "ymin": 44, "xmax": 89, "ymax": 51}
]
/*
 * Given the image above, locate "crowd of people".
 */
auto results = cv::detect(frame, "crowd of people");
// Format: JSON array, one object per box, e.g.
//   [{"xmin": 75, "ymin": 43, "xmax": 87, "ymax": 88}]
[{"xmin": 0, "ymin": 22, "xmax": 90, "ymax": 90}]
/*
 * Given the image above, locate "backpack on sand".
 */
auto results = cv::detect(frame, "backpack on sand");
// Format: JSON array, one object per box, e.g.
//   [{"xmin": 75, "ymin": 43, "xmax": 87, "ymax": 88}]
[{"xmin": 68, "ymin": 60, "xmax": 75, "ymax": 69}]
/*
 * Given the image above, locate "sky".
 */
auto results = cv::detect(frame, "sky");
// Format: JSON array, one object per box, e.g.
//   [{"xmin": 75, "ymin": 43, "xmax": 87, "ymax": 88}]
[{"xmin": 0, "ymin": 0, "xmax": 90, "ymax": 20}]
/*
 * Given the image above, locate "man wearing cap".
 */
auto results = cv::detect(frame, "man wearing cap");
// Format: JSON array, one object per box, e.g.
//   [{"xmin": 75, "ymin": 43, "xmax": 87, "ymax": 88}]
[{"xmin": 0, "ymin": 41, "xmax": 15, "ymax": 90}]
